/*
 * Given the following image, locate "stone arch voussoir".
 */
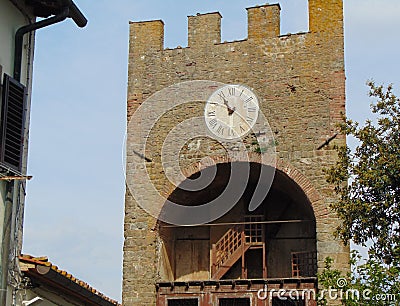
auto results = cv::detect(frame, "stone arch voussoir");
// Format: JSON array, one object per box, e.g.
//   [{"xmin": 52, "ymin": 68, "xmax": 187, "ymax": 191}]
[{"xmin": 162, "ymin": 153, "xmax": 328, "ymax": 219}]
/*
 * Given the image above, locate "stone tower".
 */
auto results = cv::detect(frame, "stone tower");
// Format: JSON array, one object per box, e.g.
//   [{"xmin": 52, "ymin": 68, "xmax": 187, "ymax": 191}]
[{"xmin": 124, "ymin": 1, "xmax": 348, "ymax": 305}]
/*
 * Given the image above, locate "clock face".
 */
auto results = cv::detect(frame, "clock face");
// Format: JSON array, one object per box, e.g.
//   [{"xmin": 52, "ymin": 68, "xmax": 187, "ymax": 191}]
[{"xmin": 204, "ymin": 84, "xmax": 259, "ymax": 140}]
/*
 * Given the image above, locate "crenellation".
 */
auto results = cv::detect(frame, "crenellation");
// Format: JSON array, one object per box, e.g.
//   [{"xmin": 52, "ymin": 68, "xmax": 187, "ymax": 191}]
[
  {"xmin": 129, "ymin": 20, "xmax": 164, "ymax": 54},
  {"xmin": 309, "ymin": 0, "xmax": 344, "ymax": 36},
  {"xmin": 188, "ymin": 12, "xmax": 222, "ymax": 48},
  {"xmin": 247, "ymin": 3, "xmax": 281, "ymax": 41},
  {"xmin": 128, "ymin": 1, "xmax": 344, "ymax": 55}
]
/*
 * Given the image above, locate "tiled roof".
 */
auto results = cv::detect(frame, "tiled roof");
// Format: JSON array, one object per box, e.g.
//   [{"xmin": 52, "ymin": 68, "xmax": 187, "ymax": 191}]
[{"xmin": 19, "ymin": 254, "xmax": 121, "ymax": 306}]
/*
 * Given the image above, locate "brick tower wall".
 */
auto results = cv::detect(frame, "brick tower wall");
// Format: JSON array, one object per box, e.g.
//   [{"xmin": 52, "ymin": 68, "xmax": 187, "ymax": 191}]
[{"xmin": 124, "ymin": 1, "xmax": 348, "ymax": 305}]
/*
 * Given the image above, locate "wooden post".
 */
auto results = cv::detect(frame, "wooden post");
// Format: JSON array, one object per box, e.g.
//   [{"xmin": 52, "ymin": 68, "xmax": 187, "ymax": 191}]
[
  {"xmin": 262, "ymin": 243, "xmax": 267, "ymax": 278},
  {"xmin": 211, "ymin": 243, "xmax": 216, "ymax": 277},
  {"xmin": 241, "ymin": 229, "xmax": 246, "ymax": 278},
  {"xmin": 262, "ymin": 224, "xmax": 267, "ymax": 278}
]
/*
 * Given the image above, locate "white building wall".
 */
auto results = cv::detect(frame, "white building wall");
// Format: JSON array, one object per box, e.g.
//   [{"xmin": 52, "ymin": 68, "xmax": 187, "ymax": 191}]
[
  {"xmin": 0, "ymin": 1, "xmax": 35, "ymax": 305},
  {"xmin": 0, "ymin": 0, "xmax": 33, "ymax": 86}
]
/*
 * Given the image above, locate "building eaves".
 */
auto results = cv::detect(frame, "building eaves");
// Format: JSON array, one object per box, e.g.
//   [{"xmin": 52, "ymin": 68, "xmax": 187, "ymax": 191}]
[
  {"xmin": 19, "ymin": 255, "xmax": 121, "ymax": 306},
  {"xmin": 24, "ymin": 0, "xmax": 87, "ymax": 27}
]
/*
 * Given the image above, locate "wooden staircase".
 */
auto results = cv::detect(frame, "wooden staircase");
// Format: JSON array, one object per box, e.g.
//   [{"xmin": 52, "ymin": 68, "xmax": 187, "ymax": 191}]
[{"xmin": 211, "ymin": 217, "xmax": 266, "ymax": 280}]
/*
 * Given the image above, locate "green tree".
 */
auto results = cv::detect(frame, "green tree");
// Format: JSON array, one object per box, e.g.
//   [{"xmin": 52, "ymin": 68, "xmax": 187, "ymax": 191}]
[
  {"xmin": 319, "ymin": 82, "xmax": 400, "ymax": 305},
  {"xmin": 326, "ymin": 81, "xmax": 400, "ymax": 261},
  {"xmin": 318, "ymin": 252, "xmax": 399, "ymax": 306}
]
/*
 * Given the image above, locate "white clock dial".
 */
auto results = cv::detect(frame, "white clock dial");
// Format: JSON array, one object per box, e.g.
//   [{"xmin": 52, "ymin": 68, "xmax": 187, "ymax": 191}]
[{"xmin": 204, "ymin": 84, "xmax": 259, "ymax": 139}]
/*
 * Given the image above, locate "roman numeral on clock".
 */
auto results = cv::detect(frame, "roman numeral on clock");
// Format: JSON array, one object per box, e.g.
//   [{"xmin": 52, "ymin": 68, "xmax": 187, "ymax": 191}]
[
  {"xmin": 218, "ymin": 91, "xmax": 226, "ymax": 101},
  {"xmin": 246, "ymin": 116, "xmax": 254, "ymax": 123},
  {"xmin": 209, "ymin": 119, "xmax": 218, "ymax": 129},
  {"xmin": 245, "ymin": 96, "xmax": 254, "ymax": 104},
  {"xmin": 208, "ymin": 110, "xmax": 216, "ymax": 117},
  {"xmin": 228, "ymin": 87, "xmax": 236, "ymax": 96},
  {"xmin": 216, "ymin": 125, "xmax": 225, "ymax": 135}
]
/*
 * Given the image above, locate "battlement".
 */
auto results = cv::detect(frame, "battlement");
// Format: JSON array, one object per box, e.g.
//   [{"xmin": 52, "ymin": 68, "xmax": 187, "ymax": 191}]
[
  {"xmin": 247, "ymin": 3, "xmax": 281, "ymax": 42},
  {"xmin": 129, "ymin": 1, "xmax": 343, "ymax": 52},
  {"xmin": 188, "ymin": 12, "xmax": 222, "ymax": 48},
  {"xmin": 308, "ymin": 0, "xmax": 344, "ymax": 34},
  {"xmin": 129, "ymin": 19, "xmax": 164, "ymax": 53}
]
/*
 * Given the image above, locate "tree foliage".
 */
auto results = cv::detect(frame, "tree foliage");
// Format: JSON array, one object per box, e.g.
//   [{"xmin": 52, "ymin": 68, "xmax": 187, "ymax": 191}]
[
  {"xmin": 320, "ymin": 82, "xmax": 400, "ymax": 305},
  {"xmin": 326, "ymin": 81, "xmax": 400, "ymax": 261},
  {"xmin": 318, "ymin": 252, "xmax": 400, "ymax": 306}
]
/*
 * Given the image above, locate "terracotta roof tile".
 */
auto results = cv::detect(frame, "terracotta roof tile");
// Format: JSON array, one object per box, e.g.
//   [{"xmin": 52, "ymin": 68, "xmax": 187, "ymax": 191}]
[{"xmin": 19, "ymin": 254, "xmax": 121, "ymax": 306}]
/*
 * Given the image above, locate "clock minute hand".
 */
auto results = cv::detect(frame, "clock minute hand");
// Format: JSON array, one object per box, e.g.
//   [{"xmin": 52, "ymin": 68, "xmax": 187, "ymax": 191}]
[
  {"xmin": 222, "ymin": 97, "xmax": 230, "ymax": 107},
  {"xmin": 222, "ymin": 97, "xmax": 235, "ymax": 115}
]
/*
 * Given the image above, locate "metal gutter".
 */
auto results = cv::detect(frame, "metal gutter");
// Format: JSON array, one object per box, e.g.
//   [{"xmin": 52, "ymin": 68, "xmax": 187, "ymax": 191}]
[
  {"xmin": 13, "ymin": 0, "xmax": 88, "ymax": 82},
  {"xmin": 65, "ymin": 0, "xmax": 87, "ymax": 27}
]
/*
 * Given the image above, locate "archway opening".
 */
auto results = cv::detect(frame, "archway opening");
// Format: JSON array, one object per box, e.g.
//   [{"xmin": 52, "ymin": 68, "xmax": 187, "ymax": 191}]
[{"xmin": 158, "ymin": 162, "xmax": 316, "ymax": 282}]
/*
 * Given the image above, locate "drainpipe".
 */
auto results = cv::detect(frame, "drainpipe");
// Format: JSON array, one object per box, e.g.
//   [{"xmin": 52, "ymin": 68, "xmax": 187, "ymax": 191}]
[
  {"xmin": 14, "ymin": 7, "xmax": 69, "ymax": 82},
  {"xmin": 13, "ymin": 1, "xmax": 88, "ymax": 82},
  {"xmin": 0, "ymin": 182, "xmax": 14, "ymax": 306}
]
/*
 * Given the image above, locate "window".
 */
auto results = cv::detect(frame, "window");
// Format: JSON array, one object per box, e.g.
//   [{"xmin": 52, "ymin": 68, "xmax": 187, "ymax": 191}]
[
  {"xmin": 244, "ymin": 215, "xmax": 263, "ymax": 243},
  {"xmin": 0, "ymin": 74, "xmax": 27, "ymax": 172},
  {"xmin": 167, "ymin": 298, "xmax": 198, "ymax": 306},
  {"xmin": 272, "ymin": 297, "xmax": 305, "ymax": 306},
  {"xmin": 292, "ymin": 252, "xmax": 317, "ymax": 277},
  {"xmin": 219, "ymin": 298, "xmax": 250, "ymax": 306}
]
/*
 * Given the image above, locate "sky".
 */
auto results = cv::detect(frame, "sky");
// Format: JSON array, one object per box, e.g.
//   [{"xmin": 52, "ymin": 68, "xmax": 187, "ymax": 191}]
[{"xmin": 21, "ymin": 0, "xmax": 400, "ymax": 302}]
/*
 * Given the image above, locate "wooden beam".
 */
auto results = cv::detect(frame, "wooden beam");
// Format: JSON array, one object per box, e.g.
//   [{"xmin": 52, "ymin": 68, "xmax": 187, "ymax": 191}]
[
  {"xmin": 161, "ymin": 220, "xmax": 314, "ymax": 228},
  {"xmin": 0, "ymin": 175, "xmax": 32, "ymax": 181}
]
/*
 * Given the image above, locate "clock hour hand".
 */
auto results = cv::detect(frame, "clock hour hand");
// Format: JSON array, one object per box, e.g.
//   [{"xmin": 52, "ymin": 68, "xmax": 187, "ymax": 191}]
[{"xmin": 222, "ymin": 97, "xmax": 235, "ymax": 115}]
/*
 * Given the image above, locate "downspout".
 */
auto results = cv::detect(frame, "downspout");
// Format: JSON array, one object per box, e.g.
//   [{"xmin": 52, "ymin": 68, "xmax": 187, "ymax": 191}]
[
  {"xmin": 10, "ymin": 181, "xmax": 19, "ymax": 306},
  {"xmin": 13, "ymin": 7, "xmax": 70, "ymax": 82},
  {"xmin": 0, "ymin": 182, "xmax": 14, "ymax": 306}
]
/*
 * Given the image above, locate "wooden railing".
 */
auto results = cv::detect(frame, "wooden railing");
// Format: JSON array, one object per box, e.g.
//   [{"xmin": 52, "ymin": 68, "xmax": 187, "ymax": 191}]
[
  {"xmin": 212, "ymin": 225, "xmax": 245, "ymax": 273},
  {"xmin": 211, "ymin": 219, "xmax": 267, "ymax": 279},
  {"xmin": 211, "ymin": 219, "xmax": 316, "ymax": 280}
]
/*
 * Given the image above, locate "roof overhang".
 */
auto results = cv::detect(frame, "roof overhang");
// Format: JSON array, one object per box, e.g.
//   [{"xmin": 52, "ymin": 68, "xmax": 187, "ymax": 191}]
[
  {"xmin": 20, "ymin": 256, "xmax": 120, "ymax": 306},
  {"xmin": 24, "ymin": 0, "xmax": 87, "ymax": 27}
]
